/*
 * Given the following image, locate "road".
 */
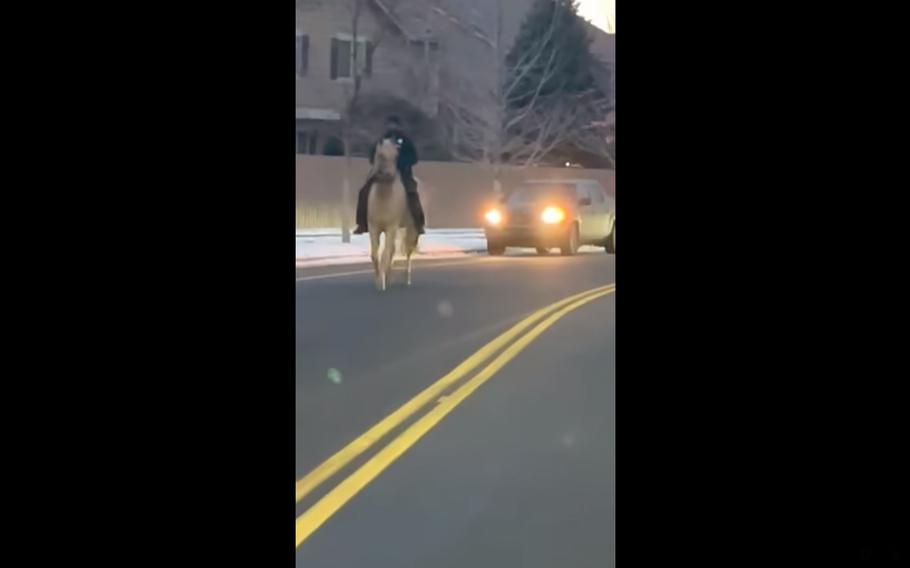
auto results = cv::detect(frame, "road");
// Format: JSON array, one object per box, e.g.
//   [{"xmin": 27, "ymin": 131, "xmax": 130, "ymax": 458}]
[{"xmin": 296, "ymin": 250, "xmax": 615, "ymax": 567}]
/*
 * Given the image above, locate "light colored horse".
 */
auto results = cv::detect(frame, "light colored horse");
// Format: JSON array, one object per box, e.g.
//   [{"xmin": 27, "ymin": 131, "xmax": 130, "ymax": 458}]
[{"xmin": 367, "ymin": 138, "xmax": 420, "ymax": 291}]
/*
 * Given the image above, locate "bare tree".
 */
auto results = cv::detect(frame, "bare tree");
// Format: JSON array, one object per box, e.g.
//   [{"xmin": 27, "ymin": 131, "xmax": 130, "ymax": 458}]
[
  {"xmin": 507, "ymin": 89, "xmax": 610, "ymax": 165},
  {"xmin": 334, "ymin": 0, "xmax": 407, "ymax": 241},
  {"xmin": 573, "ymin": 114, "xmax": 615, "ymax": 168}
]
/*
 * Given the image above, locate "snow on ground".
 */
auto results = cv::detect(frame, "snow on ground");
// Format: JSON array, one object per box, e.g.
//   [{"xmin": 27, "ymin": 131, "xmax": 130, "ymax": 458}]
[
  {"xmin": 296, "ymin": 228, "xmax": 604, "ymax": 268},
  {"xmin": 296, "ymin": 229, "xmax": 487, "ymax": 268}
]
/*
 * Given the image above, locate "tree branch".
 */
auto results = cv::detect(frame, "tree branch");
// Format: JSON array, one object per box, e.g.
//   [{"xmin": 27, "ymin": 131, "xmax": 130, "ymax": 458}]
[{"xmin": 503, "ymin": 10, "xmax": 562, "ymax": 100}]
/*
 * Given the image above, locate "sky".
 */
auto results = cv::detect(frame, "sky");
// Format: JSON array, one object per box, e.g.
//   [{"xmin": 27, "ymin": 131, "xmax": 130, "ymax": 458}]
[{"xmin": 577, "ymin": 0, "xmax": 615, "ymax": 34}]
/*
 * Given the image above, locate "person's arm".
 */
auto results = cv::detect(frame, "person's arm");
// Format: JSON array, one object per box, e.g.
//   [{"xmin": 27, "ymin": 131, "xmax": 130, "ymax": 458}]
[
  {"xmin": 363, "ymin": 139, "xmax": 380, "ymax": 177},
  {"xmin": 401, "ymin": 137, "xmax": 418, "ymax": 168}
]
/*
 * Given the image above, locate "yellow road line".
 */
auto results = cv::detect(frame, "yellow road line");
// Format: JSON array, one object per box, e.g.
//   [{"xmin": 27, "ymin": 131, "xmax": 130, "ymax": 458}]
[
  {"xmin": 295, "ymin": 283, "xmax": 615, "ymax": 504},
  {"xmin": 296, "ymin": 286, "xmax": 615, "ymax": 547},
  {"xmin": 295, "ymin": 257, "xmax": 490, "ymax": 282}
]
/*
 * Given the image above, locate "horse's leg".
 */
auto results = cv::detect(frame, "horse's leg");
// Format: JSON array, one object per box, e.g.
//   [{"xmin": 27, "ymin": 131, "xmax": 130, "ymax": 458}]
[
  {"xmin": 394, "ymin": 228, "xmax": 406, "ymax": 287},
  {"xmin": 369, "ymin": 227, "xmax": 381, "ymax": 290},
  {"xmin": 381, "ymin": 229, "xmax": 396, "ymax": 290},
  {"xmin": 405, "ymin": 227, "xmax": 416, "ymax": 286},
  {"xmin": 387, "ymin": 229, "xmax": 398, "ymax": 285},
  {"xmin": 406, "ymin": 250, "xmax": 412, "ymax": 287}
]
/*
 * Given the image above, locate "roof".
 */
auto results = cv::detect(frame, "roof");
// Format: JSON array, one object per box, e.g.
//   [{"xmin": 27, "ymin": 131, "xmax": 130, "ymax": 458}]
[
  {"xmin": 373, "ymin": 1, "xmax": 612, "ymax": 55},
  {"xmin": 296, "ymin": 107, "xmax": 341, "ymax": 121},
  {"xmin": 590, "ymin": 57, "xmax": 613, "ymax": 97},
  {"xmin": 424, "ymin": 0, "xmax": 536, "ymax": 49},
  {"xmin": 372, "ymin": 0, "xmax": 437, "ymax": 42},
  {"xmin": 584, "ymin": 21, "xmax": 614, "ymax": 67},
  {"xmin": 583, "ymin": 22, "xmax": 614, "ymax": 101}
]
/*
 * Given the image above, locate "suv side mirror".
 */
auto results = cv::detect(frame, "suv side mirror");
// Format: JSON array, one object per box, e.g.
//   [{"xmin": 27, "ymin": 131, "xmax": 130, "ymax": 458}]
[{"xmin": 578, "ymin": 197, "xmax": 592, "ymax": 207}]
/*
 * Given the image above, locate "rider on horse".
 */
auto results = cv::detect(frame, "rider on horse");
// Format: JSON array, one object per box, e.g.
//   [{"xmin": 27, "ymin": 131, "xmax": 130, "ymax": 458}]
[{"xmin": 353, "ymin": 115, "xmax": 426, "ymax": 235}]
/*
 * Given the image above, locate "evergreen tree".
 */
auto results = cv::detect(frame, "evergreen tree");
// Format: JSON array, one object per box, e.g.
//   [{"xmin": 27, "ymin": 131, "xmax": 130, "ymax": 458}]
[
  {"xmin": 506, "ymin": 0, "xmax": 602, "ymax": 109},
  {"xmin": 500, "ymin": 0, "xmax": 609, "ymax": 167}
]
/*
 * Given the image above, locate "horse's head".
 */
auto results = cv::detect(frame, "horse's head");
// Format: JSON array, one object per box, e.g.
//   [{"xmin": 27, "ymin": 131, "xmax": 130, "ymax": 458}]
[{"xmin": 374, "ymin": 138, "xmax": 399, "ymax": 182}]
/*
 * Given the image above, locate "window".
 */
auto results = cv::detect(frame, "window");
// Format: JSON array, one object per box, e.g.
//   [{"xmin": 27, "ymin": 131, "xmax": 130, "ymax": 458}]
[
  {"xmin": 296, "ymin": 131, "xmax": 319, "ymax": 155},
  {"xmin": 330, "ymin": 36, "xmax": 373, "ymax": 80},
  {"xmin": 323, "ymin": 136, "xmax": 345, "ymax": 156},
  {"xmin": 296, "ymin": 35, "xmax": 309, "ymax": 76},
  {"xmin": 575, "ymin": 186, "xmax": 592, "ymax": 205},
  {"xmin": 507, "ymin": 184, "xmax": 575, "ymax": 205}
]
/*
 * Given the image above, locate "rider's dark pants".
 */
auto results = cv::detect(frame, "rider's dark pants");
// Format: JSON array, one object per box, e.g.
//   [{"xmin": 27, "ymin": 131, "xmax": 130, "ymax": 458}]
[{"xmin": 356, "ymin": 170, "xmax": 425, "ymax": 230}]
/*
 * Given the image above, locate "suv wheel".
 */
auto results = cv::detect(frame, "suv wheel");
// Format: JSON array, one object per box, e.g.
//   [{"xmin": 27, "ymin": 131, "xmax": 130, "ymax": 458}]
[
  {"xmin": 605, "ymin": 222, "xmax": 615, "ymax": 254},
  {"xmin": 487, "ymin": 241, "xmax": 505, "ymax": 256},
  {"xmin": 560, "ymin": 224, "xmax": 579, "ymax": 256}
]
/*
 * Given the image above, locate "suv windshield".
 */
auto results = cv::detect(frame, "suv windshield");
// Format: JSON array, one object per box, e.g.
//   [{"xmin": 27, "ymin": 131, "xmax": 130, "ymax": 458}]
[{"xmin": 507, "ymin": 184, "xmax": 576, "ymax": 205}]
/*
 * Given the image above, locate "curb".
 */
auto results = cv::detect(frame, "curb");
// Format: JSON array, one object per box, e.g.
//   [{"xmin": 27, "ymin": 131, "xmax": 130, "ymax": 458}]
[
  {"xmin": 296, "ymin": 231, "xmax": 485, "ymax": 239},
  {"xmin": 297, "ymin": 249, "xmax": 486, "ymax": 262}
]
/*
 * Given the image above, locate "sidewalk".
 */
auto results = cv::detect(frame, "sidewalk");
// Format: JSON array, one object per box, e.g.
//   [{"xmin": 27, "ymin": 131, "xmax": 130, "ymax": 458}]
[{"xmin": 296, "ymin": 228, "xmax": 486, "ymax": 268}]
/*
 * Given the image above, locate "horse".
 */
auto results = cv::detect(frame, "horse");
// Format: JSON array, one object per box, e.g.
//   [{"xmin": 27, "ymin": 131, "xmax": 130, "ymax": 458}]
[{"xmin": 367, "ymin": 138, "xmax": 420, "ymax": 291}]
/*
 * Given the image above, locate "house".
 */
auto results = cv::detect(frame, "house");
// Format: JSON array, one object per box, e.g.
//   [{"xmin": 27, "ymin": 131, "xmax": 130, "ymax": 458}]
[
  {"xmin": 586, "ymin": 21, "xmax": 614, "ymax": 129},
  {"xmin": 295, "ymin": 0, "xmax": 440, "ymax": 155},
  {"xmin": 294, "ymin": 0, "xmax": 540, "ymax": 156}
]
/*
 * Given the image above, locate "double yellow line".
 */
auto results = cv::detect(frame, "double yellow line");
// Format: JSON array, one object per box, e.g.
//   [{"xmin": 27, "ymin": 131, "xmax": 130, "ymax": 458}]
[{"xmin": 295, "ymin": 283, "xmax": 616, "ymax": 547}]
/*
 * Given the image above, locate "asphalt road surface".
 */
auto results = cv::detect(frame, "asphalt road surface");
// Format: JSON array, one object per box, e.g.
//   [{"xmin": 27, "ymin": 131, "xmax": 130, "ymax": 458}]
[{"xmin": 296, "ymin": 250, "xmax": 615, "ymax": 567}]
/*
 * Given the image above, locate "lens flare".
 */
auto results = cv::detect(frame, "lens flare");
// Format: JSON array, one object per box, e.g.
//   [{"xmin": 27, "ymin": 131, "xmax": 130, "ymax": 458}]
[
  {"xmin": 541, "ymin": 206, "xmax": 566, "ymax": 224},
  {"xmin": 485, "ymin": 209, "xmax": 503, "ymax": 225}
]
